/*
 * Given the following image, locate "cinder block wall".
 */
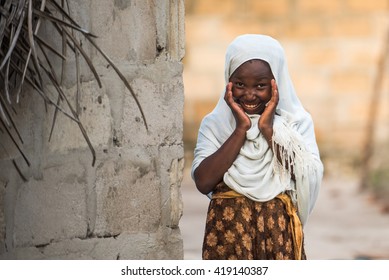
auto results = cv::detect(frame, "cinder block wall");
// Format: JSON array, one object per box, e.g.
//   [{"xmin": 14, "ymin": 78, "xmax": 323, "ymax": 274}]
[
  {"xmin": 0, "ymin": 0, "xmax": 185, "ymax": 259},
  {"xmin": 184, "ymin": 0, "xmax": 389, "ymax": 175}
]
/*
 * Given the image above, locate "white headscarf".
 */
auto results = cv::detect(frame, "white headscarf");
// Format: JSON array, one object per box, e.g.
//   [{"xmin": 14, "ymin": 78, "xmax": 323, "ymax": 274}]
[{"xmin": 191, "ymin": 34, "xmax": 323, "ymax": 226}]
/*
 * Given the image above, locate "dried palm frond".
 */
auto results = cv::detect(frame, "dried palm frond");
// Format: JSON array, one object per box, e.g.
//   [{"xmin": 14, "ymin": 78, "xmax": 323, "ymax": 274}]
[{"xmin": 0, "ymin": 0, "xmax": 147, "ymax": 172}]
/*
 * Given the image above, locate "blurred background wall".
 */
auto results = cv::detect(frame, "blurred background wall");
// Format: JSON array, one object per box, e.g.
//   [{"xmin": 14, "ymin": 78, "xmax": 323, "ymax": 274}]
[{"xmin": 183, "ymin": 0, "xmax": 389, "ymax": 189}]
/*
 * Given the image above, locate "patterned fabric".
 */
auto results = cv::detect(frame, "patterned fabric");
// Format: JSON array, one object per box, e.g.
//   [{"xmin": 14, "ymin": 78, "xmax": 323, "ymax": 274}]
[{"xmin": 202, "ymin": 183, "xmax": 306, "ymax": 260}]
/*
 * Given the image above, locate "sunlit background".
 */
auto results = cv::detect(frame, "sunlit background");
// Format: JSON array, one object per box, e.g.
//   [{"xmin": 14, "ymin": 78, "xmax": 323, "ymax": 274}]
[{"xmin": 181, "ymin": 0, "xmax": 389, "ymax": 260}]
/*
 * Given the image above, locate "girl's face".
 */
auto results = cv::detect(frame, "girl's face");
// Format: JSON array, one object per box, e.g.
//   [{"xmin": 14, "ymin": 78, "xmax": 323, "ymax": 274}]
[{"xmin": 229, "ymin": 59, "xmax": 274, "ymax": 115}]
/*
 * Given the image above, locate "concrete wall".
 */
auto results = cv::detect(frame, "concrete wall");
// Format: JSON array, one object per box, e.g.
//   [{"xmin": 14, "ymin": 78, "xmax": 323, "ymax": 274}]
[
  {"xmin": 184, "ymin": 0, "xmax": 389, "ymax": 176},
  {"xmin": 0, "ymin": 0, "xmax": 185, "ymax": 259}
]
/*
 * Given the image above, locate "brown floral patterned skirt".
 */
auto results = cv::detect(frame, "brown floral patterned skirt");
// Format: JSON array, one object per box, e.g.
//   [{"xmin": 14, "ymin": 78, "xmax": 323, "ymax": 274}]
[{"xmin": 202, "ymin": 183, "xmax": 306, "ymax": 260}]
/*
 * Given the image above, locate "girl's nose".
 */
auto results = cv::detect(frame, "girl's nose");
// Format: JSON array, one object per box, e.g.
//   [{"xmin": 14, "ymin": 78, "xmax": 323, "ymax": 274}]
[{"xmin": 244, "ymin": 88, "xmax": 256, "ymax": 100}]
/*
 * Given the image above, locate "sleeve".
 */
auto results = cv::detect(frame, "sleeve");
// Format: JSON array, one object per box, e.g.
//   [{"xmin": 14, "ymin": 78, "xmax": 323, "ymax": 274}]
[{"xmin": 191, "ymin": 118, "xmax": 220, "ymax": 180}]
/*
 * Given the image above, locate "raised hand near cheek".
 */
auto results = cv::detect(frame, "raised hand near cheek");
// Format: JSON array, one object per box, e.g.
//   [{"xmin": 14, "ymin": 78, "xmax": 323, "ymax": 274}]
[
  {"xmin": 259, "ymin": 79, "xmax": 279, "ymax": 142},
  {"xmin": 224, "ymin": 82, "xmax": 251, "ymax": 131},
  {"xmin": 268, "ymin": 79, "xmax": 280, "ymax": 111}
]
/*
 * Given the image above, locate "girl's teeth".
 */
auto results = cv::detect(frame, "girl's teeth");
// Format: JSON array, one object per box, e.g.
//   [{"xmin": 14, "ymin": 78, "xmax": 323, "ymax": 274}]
[{"xmin": 245, "ymin": 103, "xmax": 259, "ymax": 108}]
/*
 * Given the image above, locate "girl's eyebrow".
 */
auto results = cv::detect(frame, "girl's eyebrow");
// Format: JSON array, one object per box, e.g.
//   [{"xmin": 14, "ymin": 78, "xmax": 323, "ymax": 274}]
[
  {"xmin": 257, "ymin": 77, "xmax": 271, "ymax": 80},
  {"xmin": 253, "ymin": 76, "xmax": 272, "ymax": 82}
]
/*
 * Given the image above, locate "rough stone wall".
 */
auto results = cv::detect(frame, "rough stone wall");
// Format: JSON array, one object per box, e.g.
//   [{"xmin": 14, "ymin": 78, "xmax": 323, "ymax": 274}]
[
  {"xmin": 0, "ymin": 0, "xmax": 185, "ymax": 259},
  {"xmin": 184, "ymin": 0, "xmax": 389, "ymax": 175}
]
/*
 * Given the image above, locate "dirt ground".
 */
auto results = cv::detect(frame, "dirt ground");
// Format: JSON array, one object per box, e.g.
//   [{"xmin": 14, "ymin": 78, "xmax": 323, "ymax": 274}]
[{"xmin": 180, "ymin": 168, "xmax": 389, "ymax": 260}]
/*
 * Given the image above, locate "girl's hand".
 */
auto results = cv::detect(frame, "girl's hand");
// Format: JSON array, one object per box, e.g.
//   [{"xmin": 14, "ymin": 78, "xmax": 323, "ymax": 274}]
[
  {"xmin": 258, "ymin": 79, "xmax": 279, "ymax": 141},
  {"xmin": 224, "ymin": 82, "xmax": 251, "ymax": 131}
]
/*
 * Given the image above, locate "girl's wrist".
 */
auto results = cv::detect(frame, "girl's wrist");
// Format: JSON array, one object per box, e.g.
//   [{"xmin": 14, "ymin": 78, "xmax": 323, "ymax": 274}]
[
  {"xmin": 234, "ymin": 126, "xmax": 249, "ymax": 136},
  {"xmin": 260, "ymin": 127, "xmax": 273, "ymax": 145}
]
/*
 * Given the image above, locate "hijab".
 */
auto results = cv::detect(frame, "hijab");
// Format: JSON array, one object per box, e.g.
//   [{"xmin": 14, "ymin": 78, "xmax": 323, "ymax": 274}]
[{"xmin": 191, "ymin": 34, "xmax": 323, "ymax": 226}]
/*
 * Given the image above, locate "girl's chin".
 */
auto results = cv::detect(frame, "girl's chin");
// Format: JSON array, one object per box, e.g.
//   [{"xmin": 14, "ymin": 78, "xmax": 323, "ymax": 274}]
[{"xmin": 244, "ymin": 108, "xmax": 265, "ymax": 115}]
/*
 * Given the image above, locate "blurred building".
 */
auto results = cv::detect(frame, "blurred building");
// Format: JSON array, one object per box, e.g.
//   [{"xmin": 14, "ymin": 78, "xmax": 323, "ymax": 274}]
[{"xmin": 183, "ymin": 0, "xmax": 389, "ymax": 177}]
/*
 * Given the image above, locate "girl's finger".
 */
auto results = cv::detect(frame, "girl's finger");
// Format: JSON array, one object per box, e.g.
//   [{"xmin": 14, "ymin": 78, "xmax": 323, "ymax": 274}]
[
  {"xmin": 224, "ymin": 82, "xmax": 234, "ymax": 104},
  {"xmin": 271, "ymin": 79, "xmax": 279, "ymax": 102},
  {"xmin": 227, "ymin": 82, "xmax": 233, "ymax": 93}
]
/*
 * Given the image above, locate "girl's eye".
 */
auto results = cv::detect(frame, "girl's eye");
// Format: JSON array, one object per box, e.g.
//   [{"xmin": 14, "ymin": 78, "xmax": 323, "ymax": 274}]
[
  {"xmin": 235, "ymin": 82, "xmax": 244, "ymax": 88},
  {"xmin": 257, "ymin": 83, "xmax": 268, "ymax": 89}
]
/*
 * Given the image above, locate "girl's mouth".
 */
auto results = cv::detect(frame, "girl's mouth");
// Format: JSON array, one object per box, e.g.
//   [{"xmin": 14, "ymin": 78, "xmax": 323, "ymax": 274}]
[{"xmin": 240, "ymin": 102, "xmax": 261, "ymax": 111}]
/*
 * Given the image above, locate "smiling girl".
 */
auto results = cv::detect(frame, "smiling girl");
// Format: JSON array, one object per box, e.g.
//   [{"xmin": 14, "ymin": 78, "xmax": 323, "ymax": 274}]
[{"xmin": 191, "ymin": 35, "xmax": 323, "ymax": 260}]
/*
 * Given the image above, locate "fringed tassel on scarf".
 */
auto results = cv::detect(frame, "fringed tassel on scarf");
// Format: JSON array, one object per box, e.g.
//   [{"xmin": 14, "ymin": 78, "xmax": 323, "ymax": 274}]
[{"xmin": 271, "ymin": 117, "xmax": 316, "ymax": 226}]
